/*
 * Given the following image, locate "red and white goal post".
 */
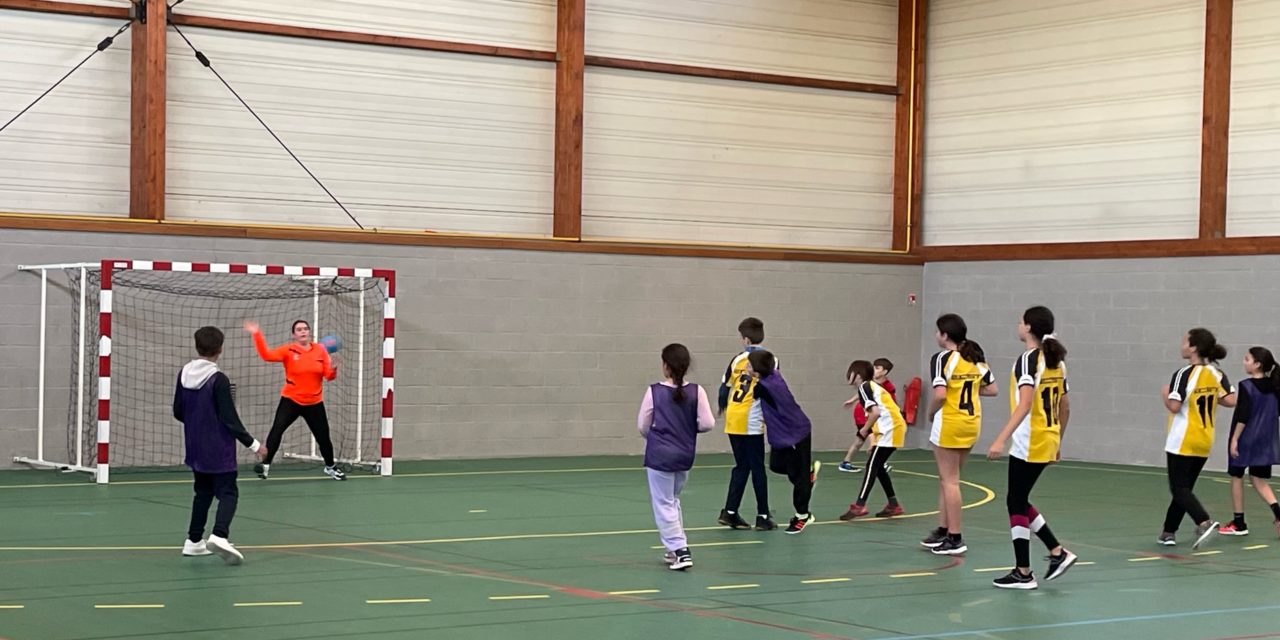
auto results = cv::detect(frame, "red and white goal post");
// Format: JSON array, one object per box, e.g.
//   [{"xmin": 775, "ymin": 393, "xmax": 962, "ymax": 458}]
[{"xmin": 15, "ymin": 259, "xmax": 396, "ymax": 484}]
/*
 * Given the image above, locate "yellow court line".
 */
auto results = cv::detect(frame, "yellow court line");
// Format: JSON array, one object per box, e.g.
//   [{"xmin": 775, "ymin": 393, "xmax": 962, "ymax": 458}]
[
  {"xmin": 468, "ymin": 510, "xmax": 488, "ymax": 513},
  {"xmin": 649, "ymin": 540, "xmax": 763, "ymax": 550},
  {"xmin": 1244, "ymin": 544, "xmax": 1270, "ymax": 550},
  {"xmin": 95, "ymin": 604, "xmax": 164, "ymax": 609},
  {"xmin": 0, "ymin": 469, "xmax": 996, "ymax": 553},
  {"xmin": 0, "ymin": 605, "xmax": 25, "ymax": 609},
  {"xmin": 890, "ymin": 572, "xmax": 936, "ymax": 578},
  {"xmin": 1193, "ymin": 550, "xmax": 1222, "ymax": 556},
  {"xmin": 1076, "ymin": 561, "xmax": 1097, "ymax": 566},
  {"xmin": 608, "ymin": 589, "xmax": 660, "ymax": 596},
  {"xmin": 972, "ymin": 567, "xmax": 1010, "ymax": 573},
  {"xmin": 707, "ymin": 584, "xmax": 759, "ymax": 591},
  {"xmin": 801, "ymin": 578, "xmax": 851, "ymax": 584},
  {"xmin": 489, "ymin": 595, "xmax": 550, "ymax": 601},
  {"xmin": 233, "ymin": 601, "xmax": 302, "ymax": 607},
  {"xmin": 366, "ymin": 598, "xmax": 431, "ymax": 604},
  {"xmin": 1128, "ymin": 557, "xmax": 1162, "ymax": 562}
]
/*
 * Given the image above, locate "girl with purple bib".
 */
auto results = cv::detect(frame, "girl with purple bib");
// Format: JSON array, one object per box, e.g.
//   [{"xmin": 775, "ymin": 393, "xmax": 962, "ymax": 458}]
[
  {"xmin": 1219, "ymin": 347, "xmax": 1280, "ymax": 538},
  {"xmin": 637, "ymin": 344, "xmax": 715, "ymax": 570}
]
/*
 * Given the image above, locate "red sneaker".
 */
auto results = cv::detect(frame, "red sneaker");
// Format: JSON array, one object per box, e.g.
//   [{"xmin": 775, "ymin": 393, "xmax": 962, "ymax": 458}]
[
  {"xmin": 839, "ymin": 504, "xmax": 869, "ymax": 520},
  {"xmin": 1218, "ymin": 522, "xmax": 1249, "ymax": 536},
  {"xmin": 876, "ymin": 504, "xmax": 905, "ymax": 518}
]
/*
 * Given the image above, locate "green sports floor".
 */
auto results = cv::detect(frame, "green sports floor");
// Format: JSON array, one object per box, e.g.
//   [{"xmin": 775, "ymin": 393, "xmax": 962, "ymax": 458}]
[{"xmin": 1, "ymin": 450, "xmax": 1279, "ymax": 640}]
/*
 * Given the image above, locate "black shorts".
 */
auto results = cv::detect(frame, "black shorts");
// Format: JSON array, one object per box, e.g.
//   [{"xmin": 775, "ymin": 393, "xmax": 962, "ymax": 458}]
[{"xmin": 1228, "ymin": 465, "xmax": 1273, "ymax": 479}]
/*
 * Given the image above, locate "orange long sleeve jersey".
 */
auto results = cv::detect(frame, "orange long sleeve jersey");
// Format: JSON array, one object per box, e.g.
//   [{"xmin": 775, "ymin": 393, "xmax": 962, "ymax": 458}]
[{"xmin": 252, "ymin": 331, "xmax": 336, "ymax": 406}]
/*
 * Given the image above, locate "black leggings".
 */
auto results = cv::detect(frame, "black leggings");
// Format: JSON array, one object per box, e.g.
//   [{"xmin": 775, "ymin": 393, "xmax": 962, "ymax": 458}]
[
  {"xmin": 1165, "ymin": 452, "xmax": 1210, "ymax": 533},
  {"xmin": 1007, "ymin": 456, "xmax": 1060, "ymax": 568},
  {"xmin": 856, "ymin": 446, "xmax": 896, "ymax": 506},
  {"xmin": 264, "ymin": 398, "xmax": 335, "ymax": 466}
]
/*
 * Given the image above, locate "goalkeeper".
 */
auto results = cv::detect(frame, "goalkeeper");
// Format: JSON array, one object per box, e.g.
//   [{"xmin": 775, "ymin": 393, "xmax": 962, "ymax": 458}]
[{"xmin": 244, "ymin": 319, "xmax": 345, "ymax": 481}]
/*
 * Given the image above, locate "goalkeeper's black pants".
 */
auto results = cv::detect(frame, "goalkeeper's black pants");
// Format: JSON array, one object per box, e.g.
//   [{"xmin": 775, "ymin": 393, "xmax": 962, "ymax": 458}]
[{"xmin": 264, "ymin": 398, "xmax": 336, "ymax": 467}]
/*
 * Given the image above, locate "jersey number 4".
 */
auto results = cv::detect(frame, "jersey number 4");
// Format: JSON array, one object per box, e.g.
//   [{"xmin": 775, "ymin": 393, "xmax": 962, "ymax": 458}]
[{"xmin": 957, "ymin": 381, "xmax": 975, "ymax": 416}]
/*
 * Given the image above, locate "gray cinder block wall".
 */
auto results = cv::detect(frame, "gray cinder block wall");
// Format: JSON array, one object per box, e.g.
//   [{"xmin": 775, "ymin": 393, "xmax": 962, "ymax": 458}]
[
  {"xmin": 0, "ymin": 229, "xmax": 923, "ymax": 469},
  {"xmin": 917, "ymin": 256, "xmax": 1280, "ymax": 470}
]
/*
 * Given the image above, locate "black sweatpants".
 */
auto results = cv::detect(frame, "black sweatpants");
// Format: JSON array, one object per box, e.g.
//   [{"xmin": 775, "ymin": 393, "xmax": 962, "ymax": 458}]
[
  {"xmin": 1164, "ymin": 452, "xmax": 1211, "ymax": 533},
  {"xmin": 189, "ymin": 471, "xmax": 238, "ymax": 542},
  {"xmin": 725, "ymin": 434, "xmax": 770, "ymax": 515},
  {"xmin": 856, "ymin": 446, "xmax": 897, "ymax": 506},
  {"xmin": 263, "ymin": 398, "xmax": 336, "ymax": 466},
  {"xmin": 769, "ymin": 435, "xmax": 813, "ymax": 515}
]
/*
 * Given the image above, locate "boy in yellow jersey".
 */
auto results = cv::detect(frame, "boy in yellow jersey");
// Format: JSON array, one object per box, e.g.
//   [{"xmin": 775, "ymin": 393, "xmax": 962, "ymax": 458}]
[
  {"xmin": 839, "ymin": 360, "xmax": 906, "ymax": 520},
  {"xmin": 717, "ymin": 318, "xmax": 774, "ymax": 531},
  {"xmin": 1159, "ymin": 328, "xmax": 1237, "ymax": 549},
  {"xmin": 987, "ymin": 307, "xmax": 1078, "ymax": 590}
]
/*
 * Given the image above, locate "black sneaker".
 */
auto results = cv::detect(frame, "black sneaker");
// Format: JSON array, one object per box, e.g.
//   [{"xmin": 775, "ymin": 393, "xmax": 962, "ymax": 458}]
[
  {"xmin": 930, "ymin": 537, "xmax": 967, "ymax": 555},
  {"xmin": 718, "ymin": 509, "xmax": 752, "ymax": 530},
  {"xmin": 669, "ymin": 548, "xmax": 692, "ymax": 571},
  {"xmin": 754, "ymin": 514, "xmax": 777, "ymax": 531},
  {"xmin": 920, "ymin": 527, "xmax": 948, "ymax": 548},
  {"xmin": 992, "ymin": 569, "xmax": 1037, "ymax": 590},
  {"xmin": 1044, "ymin": 549, "xmax": 1078, "ymax": 581},
  {"xmin": 786, "ymin": 514, "xmax": 816, "ymax": 534}
]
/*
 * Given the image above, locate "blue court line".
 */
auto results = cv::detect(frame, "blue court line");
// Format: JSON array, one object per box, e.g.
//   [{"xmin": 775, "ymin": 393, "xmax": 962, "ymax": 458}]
[{"xmin": 868, "ymin": 603, "xmax": 1280, "ymax": 640}]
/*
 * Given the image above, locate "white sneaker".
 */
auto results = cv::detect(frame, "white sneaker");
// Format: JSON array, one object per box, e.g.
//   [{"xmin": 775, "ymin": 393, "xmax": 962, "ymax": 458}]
[
  {"xmin": 206, "ymin": 535, "xmax": 244, "ymax": 565},
  {"xmin": 182, "ymin": 539, "xmax": 211, "ymax": 557},
  {"xmin": 324, "ymin": 466, "xmax": 346, "ymax": 481}
]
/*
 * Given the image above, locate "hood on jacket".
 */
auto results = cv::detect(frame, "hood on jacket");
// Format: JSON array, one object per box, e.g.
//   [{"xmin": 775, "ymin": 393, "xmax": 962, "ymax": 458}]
[{"xmin": 180, "ymin": 359, "xmax": 219, "ymax": 390}]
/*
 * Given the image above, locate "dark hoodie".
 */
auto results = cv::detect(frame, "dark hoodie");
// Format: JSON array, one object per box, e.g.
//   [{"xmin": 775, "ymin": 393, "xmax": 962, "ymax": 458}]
[{"xmin": 173, "ymin": 359, "xmax": 259, "ymax": 474}]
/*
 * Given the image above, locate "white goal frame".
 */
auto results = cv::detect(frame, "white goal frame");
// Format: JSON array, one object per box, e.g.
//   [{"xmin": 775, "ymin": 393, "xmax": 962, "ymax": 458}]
[{"xmin": 15, "ymin": 259, "xmax": 397, "ymax": 484}]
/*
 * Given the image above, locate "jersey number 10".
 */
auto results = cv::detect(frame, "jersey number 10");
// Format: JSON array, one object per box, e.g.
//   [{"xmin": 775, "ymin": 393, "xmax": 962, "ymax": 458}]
[{"xmin": 1040, "ymin": 387, "xmax": 1062, "ymax": 429}]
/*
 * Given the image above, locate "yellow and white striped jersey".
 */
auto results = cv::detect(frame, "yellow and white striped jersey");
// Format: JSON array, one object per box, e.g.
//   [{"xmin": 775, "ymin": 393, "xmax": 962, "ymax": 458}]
[
  {"xmin": 929, "ymin": 349, "xmax": 994, "ymax": 448},
  {"xmin": 859, "ymin": 380, "xmax": 907, "ymax": 448},
  {"xmin": 1165, "ymin": 364, "xmax": 1233, "ymax": 458},
  {"xmin": 1008, "ymin": 348, "xmax": 1069, "ymax": 463}
]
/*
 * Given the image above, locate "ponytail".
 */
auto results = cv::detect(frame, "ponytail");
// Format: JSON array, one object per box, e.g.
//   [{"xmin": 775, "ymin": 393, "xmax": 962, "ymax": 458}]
[
  {"xmin": 662, "ymin": 343, "xmax": 692, "ymax": 403},
  {"xmin": 1023, "ymin": 305, "xmax": 1067, "ymax": 368},
  {"xmin": 1248, "ymin": 346, "xmax": 1280, "ymax": 393},
  {"xmin": 958, "ymin": 339, "xmax": 986, "ymax": 364},
  {"xmin": 1188, "ymin": 328, "xmax": 1227, "ymax": 363}
]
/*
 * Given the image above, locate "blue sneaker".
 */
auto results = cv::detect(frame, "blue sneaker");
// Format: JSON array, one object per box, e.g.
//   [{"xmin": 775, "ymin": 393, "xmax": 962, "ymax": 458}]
[{"xmin": 838, "ymin": 461, "xmax": 861, "ymax": 473}]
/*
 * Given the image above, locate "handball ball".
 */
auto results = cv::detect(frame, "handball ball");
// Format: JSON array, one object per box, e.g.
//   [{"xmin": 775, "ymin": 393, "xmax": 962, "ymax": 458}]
[{"xmin": 318, "ymin": 334, "xmax": 343, "ymax": 354}]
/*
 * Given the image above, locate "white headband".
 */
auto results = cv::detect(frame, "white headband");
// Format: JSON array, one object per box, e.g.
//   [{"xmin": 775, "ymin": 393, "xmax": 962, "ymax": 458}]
[{"xmin": 1043, "ymin": 333, "xmax": 1058, "ymax": 341}]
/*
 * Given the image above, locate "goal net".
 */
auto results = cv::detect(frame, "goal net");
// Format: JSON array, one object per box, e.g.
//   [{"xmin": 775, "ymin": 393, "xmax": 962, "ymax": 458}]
[{"xmin": 15, "ymin": 260, "xmax": 396, "ymax": 483}]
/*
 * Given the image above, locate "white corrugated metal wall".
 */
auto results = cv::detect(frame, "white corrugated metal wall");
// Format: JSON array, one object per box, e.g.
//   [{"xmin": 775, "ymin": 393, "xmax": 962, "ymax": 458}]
[
  {"xmin": 1227, "ymin": 0, "xmax": 1280, "ymax": 237},
  {"xmin": 583, "ymin": 0, "xmax": 899, "ymax": 249},
  {"xmin": 165, "ymin": 1, "xmax": 555, "ymax": 234},
  {"xmin": 1, "ymin": 1, "xmax": 900, "ymax": 248},
  {"xmin": 923, "ymin": 0, "xmax": 1206, "ymax": 246},
  {"xmin": 0, "ymin": 11, "xmax": 131, "ymax": 217},
  {"xmin": 165, "ymin": 28, "xmax": 554, "ymax": 234}
]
